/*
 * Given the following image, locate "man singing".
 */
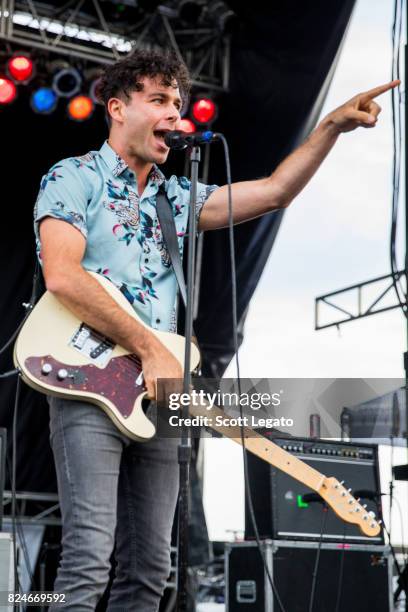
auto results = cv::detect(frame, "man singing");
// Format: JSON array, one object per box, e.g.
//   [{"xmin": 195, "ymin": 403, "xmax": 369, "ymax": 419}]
[{"xmin": 34, "ymin": 48, "xmax": 397, "ymax": 610}]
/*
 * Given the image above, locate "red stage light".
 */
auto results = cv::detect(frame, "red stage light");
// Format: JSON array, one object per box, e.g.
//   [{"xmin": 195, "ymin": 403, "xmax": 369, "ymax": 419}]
[
  {"xmin": 8, "ymin": 55, "xmax": 34, "ymax": 82},
  {"xmin": 0, "ymin": 78, "xmax": 17, "ymax": 104},
  {"xmin": 179, "ymin": 118, "xmax": 196, "ymax": 133},
  {"xmin": 67, "ymin": 95, "xmax": 94, "ymax": 121},
  {"xmin": 191, "ymin": 98, "xmax": 217, "ymax": 124}
]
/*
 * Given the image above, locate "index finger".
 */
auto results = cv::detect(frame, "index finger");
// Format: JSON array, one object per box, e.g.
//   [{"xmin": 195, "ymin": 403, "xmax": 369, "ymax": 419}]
[{"xmin": 360, "ymin": 79, "xmax": 400, "ymax": 102}]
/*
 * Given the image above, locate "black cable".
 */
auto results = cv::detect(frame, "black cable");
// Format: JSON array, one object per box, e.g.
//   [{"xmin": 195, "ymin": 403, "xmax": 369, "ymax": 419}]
[
  {"xmin": 381, "ymin": 520, "xmax": 404, "ymax": 593},
  {"xmin": 334, "ymin": 522, "xmax": 347, "ymax": 612},
  {"xmin": 0, "ymin": 259, "xmax": 40, "ymax": 359},
  {"xmin": 393, "ymin": 496, "xmax": 407, "ymax": 561},
  {"xmin": 5, "ymin": 455, "xmax": 37, "ymax": 592},
  {"xmin": 0, "ymin": 319, "xmax": 29, "ymax": 359},
  {"xmin": 0, "ymin": 369, "xmax": 19, "ymax": 379},
  {"xmin": 308, "ymin": 505, "xmax": 328, "ymax": 612},
  {"xmin": 218, "ymin": 134, "xmax": 286, "ymax": 612},
  {"xmin": 390, "ymin": 0, "xmax": 407, "ymax": 314},
  {"xmin": 12, "ymin": 374, "xmax": 21, "ymax": 607}
]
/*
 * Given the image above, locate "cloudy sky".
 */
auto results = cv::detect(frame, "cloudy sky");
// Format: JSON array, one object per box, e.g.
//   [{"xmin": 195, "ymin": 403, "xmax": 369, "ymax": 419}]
[{"xmin": 203, "ymin": 0, "xmax": 408, "ymax": 542}]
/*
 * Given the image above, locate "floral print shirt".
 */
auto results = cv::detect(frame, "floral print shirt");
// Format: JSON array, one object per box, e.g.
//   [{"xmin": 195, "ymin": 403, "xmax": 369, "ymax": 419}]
[{"xmin": 34, "ymin": 140, "xmax": 218, "ymax": 332}]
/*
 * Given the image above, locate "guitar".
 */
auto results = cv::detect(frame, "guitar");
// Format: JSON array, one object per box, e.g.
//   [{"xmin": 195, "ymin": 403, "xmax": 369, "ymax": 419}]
[{"xmin": 13, "ymin": 272, "xmax": 382, "ymax": 537}]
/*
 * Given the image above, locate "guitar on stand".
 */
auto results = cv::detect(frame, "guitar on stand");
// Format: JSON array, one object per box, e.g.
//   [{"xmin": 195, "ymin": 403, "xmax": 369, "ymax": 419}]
[{"xmin": 14, "ymin": 272, "xmax": 381, "ymax": 538}]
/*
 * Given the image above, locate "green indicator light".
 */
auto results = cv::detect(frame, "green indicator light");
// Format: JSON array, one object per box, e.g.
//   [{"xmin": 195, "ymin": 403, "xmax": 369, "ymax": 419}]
[{"xmin": 297, "ymin": 494, "xmax": 308, "ymax": 508}]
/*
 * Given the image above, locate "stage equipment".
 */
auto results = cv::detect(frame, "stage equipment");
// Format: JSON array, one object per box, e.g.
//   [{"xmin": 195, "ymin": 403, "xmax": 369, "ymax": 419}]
[
  {"xmin": 0, "ymin": 2, "xmax": 230, "ymax": 92},
  {"xmin": 179, "ymin": 118, "xmax": 197, "ymax": 133},
  {"xmin": 0, "ymin": 78, "xmax": 17, "ymax": 105},
  {"xmin": 7, "ymin": 54, "xmax": 34, "ymax": 83},
  {"xmin": 89, "ymin": 77, "xmax": 103, "ymax": 105},
  {"xmin": 67, "ymin": 95, "xmax": 94, "ymax": 121},
  {"xmin": 165, "ymin": 130, "xmax": 220, "ymax": 149},
  {"xmin": 52, "ymin": 68, "xmax": 82, "ymax": 98},
  {"xmin": 245, "ymin": 436, "xmax": 384, "ymax": 544},
  {"xmin": 341, "ymin": 387, "xmax": 407, "ymax": 443},
  {"xmin": 0, "ymin": 533, "xmax": 14, "ymax": 596},
  {"xmin": 30, "ymin": 88, "xmax": 58, "ymax": 114},
  {"xmin": 225, "ymin": 540, "xmax": 392, "ymax": 612},
  {"xmin": 192, "ymin": 98, "xmax": 217, "ymax": 124},
  {"xmin": 0, "ymin": 428, "xmax": 5, "ymax": 531}
]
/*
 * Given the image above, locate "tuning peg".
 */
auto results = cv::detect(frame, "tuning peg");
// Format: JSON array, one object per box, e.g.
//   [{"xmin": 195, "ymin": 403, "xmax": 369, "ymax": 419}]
[
  {"xmin": 363, "ymin": 504, "xmax": 367, "ymax": 509},
  {"xmin": 378, "ymin": 520, "xmax": 383, "ymax": 526},
  {"xmin": 348, "ymin": 499, "xmax": 354, "ymax": 505},
  {"xmin": 340, "ymin": 480, "xmax": 345, "ymax": 485},
  {"xmin": 356, "ymin": 498, "xmax": 361, "ymax": 503},
  {"xmin": 363, "ymin": 514, "xmax": 369, "ymax": 521},
  {"xmin": 368, "ymin": 511, "xmax": 376, "ymax": 518},
  {"xmin": 355, "ymin": 507, "xmax": 361, "ymax": 513}
]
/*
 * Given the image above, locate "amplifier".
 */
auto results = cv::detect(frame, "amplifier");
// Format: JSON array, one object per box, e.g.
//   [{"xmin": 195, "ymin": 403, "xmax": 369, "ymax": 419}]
[
  {"xmin": 225, "ymin": 540, "xmax": 392, "ymax": 612},
  {"xmin": 245, "ymin": 436, "xmax": 384, "ymax": 544}
]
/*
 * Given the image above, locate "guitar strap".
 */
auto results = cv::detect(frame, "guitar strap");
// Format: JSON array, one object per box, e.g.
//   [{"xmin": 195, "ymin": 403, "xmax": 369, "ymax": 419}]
[{"xmin": 155, "ymin": 183, "xmax": 188, "ymax": 309}]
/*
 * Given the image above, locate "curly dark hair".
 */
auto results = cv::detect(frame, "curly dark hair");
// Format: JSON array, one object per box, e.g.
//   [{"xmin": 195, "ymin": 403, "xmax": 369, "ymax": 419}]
[{"xmin": 95, "ymin": 48, "xmax": 191, "ymax": 113}]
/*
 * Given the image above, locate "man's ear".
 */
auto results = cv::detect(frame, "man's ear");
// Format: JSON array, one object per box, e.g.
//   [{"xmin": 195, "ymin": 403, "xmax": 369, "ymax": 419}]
[{"xmin": 107, "ymin": 97, "xmax": 125, "ymax": 124}]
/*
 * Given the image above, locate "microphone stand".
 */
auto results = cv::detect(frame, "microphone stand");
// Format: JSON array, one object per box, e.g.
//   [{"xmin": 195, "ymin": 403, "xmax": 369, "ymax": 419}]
[{"xmin": 176, "ymin": 145, "xmax": 201, "ymax": 612}]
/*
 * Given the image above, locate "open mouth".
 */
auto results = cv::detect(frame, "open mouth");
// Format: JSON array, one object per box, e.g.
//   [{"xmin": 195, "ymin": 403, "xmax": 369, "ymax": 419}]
[{"xmin": 153, "ymin": 130, "xmax": 170, "ymax": 146}]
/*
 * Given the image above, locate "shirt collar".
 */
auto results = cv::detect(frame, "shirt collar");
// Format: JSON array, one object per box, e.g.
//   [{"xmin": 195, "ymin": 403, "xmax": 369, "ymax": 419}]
[{"xmin": 99, "ymin": 140, "xmax": 165, "ymax": 185}]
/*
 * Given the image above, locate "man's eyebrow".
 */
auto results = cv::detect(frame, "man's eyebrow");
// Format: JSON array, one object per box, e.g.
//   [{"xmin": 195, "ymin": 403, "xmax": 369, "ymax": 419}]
[{"xmin": 148, "ymin": 91, "xmax": 182, "ymax": 106}]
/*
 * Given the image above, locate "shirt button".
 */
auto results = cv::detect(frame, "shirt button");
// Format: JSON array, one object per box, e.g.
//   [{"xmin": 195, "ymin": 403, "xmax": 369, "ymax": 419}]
[
  {"xmin": 144, "ymin": 258, "xmax": 149, "ymax": 263},
  {"xmin": 156, "ymin": 318, "xmax": 161, "ymax": 324}
]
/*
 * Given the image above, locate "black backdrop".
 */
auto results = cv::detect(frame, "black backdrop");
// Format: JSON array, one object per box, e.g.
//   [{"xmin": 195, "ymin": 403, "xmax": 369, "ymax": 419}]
[{"xmin": 0, "ymin": 0, "xmax": 355, "ymax": 494}]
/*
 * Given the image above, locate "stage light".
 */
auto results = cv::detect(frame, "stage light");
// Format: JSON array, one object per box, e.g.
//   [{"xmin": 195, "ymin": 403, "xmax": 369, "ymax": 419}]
[
  {"xmin": 191, "ymin": 97, "xmax": 217, "ymax": 124},
  {"xmin": 89, "ymin": 77, "xmax": 104, "ymax": 105},
  {"xmin": 31, "ymin": 88, "xmax": 58, "ymax": 114},
  {"xmin": 67, "ymin": 95, "xmax": 94, "ymax": 121},
  {"xmin": 0, "ymin": 77, "xmax": 17, "ymax": 105},
  {"xmin": 7, "ymin": 55, "xmax": 34, "ymax": 83},
  {"xmin": 52, "ymin": 68, "xmax": 82, "ymax": 98},
  {"xmin": 179, "ymin": 118, "xmax": 197, "ymax": 133}
]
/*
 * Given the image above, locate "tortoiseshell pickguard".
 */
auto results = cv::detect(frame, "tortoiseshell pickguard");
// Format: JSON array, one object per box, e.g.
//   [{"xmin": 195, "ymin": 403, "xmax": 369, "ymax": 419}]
[{"xmin": 24, "ymin": 354, "xmax": 144, "ymax": 418}]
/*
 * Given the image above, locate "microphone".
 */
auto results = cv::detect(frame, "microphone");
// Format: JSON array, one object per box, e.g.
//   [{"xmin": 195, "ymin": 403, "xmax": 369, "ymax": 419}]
[{"xmin": 164, "ymin": 130, "xmax": 221, "ymax": 150}]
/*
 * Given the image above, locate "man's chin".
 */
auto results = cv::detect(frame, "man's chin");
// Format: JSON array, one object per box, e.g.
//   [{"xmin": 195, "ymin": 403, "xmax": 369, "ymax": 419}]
[{"xmin": 152, "ymin": 149, "xmax": 170, "ymax": 164}]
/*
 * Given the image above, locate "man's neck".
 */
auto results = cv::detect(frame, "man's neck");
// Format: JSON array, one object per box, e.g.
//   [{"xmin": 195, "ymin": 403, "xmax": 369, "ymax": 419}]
[{"xmin": 107, "ymin": 138, "xmax": 152, "ymax": 197}]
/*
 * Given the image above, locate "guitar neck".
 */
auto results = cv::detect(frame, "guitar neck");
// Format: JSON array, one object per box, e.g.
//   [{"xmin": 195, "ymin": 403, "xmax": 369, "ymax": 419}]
[{"xmin": 189, "ymin": 402, "xmax": 326, "ymax": 493}]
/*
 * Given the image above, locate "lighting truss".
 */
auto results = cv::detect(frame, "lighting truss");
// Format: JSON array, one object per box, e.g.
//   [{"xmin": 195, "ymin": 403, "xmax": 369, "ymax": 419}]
[
  {"xmin": 315, "ymin": 271, "xmax": 406, "ymax": 330},
  {"xmin": 0, "ymin": 0, "xmax": 230, "ymax": 92}
]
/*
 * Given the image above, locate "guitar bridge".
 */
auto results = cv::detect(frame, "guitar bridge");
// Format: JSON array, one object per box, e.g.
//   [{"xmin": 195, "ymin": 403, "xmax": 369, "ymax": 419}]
[{"xmin": 69, "ymin": 324, "xmax": 114, "ymax": 367}]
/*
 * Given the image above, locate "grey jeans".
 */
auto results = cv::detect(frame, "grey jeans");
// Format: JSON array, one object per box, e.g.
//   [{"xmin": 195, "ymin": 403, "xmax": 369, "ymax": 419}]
[{"xmin": 48, "ymin": 396, "xmax": 179, "ymax": 612}]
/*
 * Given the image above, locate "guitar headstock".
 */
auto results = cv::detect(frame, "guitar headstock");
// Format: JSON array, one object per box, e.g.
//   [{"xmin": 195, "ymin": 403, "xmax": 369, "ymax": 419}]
[{"xmin": 319, "ymin": 477, "xmax": 381, "ymax": 537}]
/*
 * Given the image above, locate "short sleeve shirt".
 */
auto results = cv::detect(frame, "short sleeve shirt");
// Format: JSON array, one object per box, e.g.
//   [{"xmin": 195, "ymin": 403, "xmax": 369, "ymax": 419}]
[{"xmin": 34, "ymin": 140, "xmax": 218, "ymax": 332}]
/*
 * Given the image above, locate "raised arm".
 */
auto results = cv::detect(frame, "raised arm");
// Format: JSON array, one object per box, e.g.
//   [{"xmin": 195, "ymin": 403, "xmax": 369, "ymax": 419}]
[
  {"xmin": 199, "ymin": 79, "xmax": 400, "ymax": 231},
  {"xmin": 40, "ymin": 218, "xmax": 182, "ymax": 397}
]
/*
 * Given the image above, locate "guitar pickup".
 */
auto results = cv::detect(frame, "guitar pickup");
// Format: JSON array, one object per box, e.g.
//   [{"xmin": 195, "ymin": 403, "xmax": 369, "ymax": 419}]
[
  {"xmin": 69, "ymin": 325, "xmax": 114, "ymax": 367},
  {"xmin": 72, "ymin": 326, "xmax": 91, "ymax": 349},
  {"xmin": 90, "ymin": 341, "xmax": 111, "ymax": 359}
]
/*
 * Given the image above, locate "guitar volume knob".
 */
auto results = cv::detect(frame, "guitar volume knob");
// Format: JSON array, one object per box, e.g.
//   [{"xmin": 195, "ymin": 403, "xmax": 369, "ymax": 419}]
[
  {"xmin": 41, "ymin": 363, "xmax": 53, "ymax": 375},
  {"xmin": 57, "ymin": 368, "xmax": 69, "ymax": 381}
]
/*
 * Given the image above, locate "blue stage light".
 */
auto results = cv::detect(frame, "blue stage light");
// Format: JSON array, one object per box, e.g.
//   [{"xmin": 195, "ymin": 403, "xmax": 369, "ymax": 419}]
[{"xmin": 31, "ymin": 88, "xmax": 58, "ymax": 114}]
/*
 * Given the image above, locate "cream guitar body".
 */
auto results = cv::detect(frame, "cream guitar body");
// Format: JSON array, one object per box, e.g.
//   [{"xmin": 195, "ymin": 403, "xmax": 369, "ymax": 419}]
[{"xmin": 14, "ymin": 271, "xmax": 200, "ymax": 442}]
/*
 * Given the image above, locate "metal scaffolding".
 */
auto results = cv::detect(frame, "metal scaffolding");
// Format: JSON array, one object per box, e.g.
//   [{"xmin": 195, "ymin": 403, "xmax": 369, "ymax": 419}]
[{"xmin": 0, "ymin": 0, "xmax": 231, "ymax": 92}]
